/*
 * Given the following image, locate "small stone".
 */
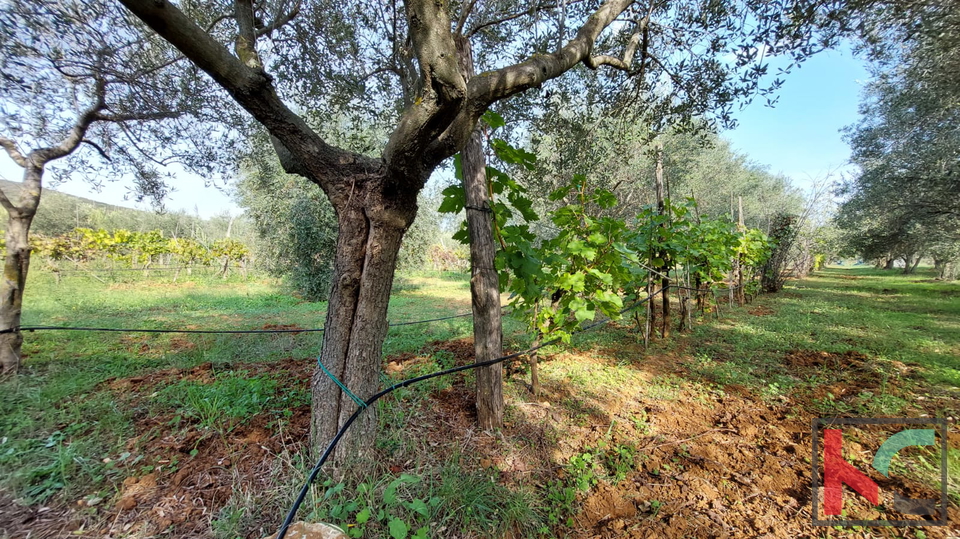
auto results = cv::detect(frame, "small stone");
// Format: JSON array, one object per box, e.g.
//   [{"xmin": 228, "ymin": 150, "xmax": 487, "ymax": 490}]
[{"xmin": 263, "ymin": 522, "xmax": 348, "ymax": 539}]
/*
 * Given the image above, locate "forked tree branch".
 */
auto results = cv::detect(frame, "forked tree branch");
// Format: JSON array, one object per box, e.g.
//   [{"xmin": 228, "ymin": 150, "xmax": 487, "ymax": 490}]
[
  {"xmin": 425, "ymin": 0, "xmax": 637, "ymax": 163},
  {"xmin": 35, "ymin": 77, "xmax": 109, "ymax": 163},
  {"xmin": 383, "ymin": 0, "xmax": 468, "ymax": 179},
  {"xmin": 257, "ymin": 2, "xmax": 301, "ymax": 37},
  {"xmin": 0, "ymin": 138, "xmax": 27, "ymax": 168},
  {"xmin": 468, "ymin": 0, "xmax": 635, "ymax": 106},
  {"xmin": 585, "ymin": 0, "xmax": 653, "ymax": 72},
  {"xmin": 118, "ymin": 0, "xmax": 371, "ymax": 193}
]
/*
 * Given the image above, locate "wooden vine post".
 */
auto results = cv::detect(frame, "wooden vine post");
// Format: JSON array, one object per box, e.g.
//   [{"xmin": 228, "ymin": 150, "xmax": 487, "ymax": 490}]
[
  {"xmin": 654, "ymin": 142, "xmax": 670, "ymax": 339},
  {"xmin": 736, "ymin": 196, "xmax": 746, "ymax": 305}
]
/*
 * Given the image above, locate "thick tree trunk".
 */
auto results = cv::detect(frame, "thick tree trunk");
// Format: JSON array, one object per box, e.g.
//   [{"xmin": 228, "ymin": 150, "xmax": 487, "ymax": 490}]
[
  {"xmin": 310, "ymin": 177, "xmax": 417, "ymax": 471},
  {"xmin": 884, "ymin": 257, "xmax": 895, "ymax": 270},
  {"xmin": 0, "ymin": 214, "xmax": 33, "ymax": 375}
]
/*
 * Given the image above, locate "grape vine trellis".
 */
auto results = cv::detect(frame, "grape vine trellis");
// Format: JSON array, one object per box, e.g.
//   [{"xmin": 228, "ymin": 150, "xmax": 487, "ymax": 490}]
[
  {"xmin": 17, "ymin": 227, "xmax": 249, "ymax": 272},
  {"xmin": 440, "ymin": 120, "xmax": 775, "ymax": 365}
]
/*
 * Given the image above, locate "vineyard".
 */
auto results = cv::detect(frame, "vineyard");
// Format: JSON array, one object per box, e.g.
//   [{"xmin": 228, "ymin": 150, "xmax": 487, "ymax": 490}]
[{"xmin": 19, "ymin": 227, "xmax": 250, "ymax": 275}]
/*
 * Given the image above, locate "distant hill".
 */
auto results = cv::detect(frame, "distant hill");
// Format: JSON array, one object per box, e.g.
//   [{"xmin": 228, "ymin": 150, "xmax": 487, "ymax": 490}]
[{"xmin": 0, "ymin": 179, "xmax": 251, "ymax": 242}]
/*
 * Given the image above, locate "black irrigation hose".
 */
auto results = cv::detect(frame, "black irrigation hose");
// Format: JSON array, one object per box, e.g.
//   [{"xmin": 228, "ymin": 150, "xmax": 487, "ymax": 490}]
[
  {"xmin": 0, "ymin": 325, "xmax": 325, "ymax": 335},
  {"xmin": 0, "ymin": 311, "xmax": 481, "ymax": 335},
  {"xmin": 386, "ymin": 311, "xmax": 474, "ymax": 326},
  {"xmin": 275, "ymin": 287, "xmax": 669, "ymax": 539}
]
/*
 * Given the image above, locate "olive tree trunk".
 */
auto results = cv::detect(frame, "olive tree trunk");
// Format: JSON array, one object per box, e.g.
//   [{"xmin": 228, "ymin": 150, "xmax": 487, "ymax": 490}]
[
  {"xmin": 310, "ymin": 180, "xmax": 418, "ymax": 468},
  {"xmin": 0, "ymin": 204, "xmax": 35, "ymax": 375},
  {"xmin": 119, "ymin": 0, "xmax": 643, "ymax": 470}
]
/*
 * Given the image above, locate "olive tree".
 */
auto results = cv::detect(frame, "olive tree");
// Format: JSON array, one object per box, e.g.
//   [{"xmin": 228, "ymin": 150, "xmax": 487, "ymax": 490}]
[
  {"xmin": 116, "ymin": 0, "xmax": 861, "ymax": 467},
  {"xmin": 0, "ymin": 1, "xmax": 218, "ymax": 374}
]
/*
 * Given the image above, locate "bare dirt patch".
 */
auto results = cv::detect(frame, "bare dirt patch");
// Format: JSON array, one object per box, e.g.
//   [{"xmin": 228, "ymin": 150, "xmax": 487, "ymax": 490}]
[
  {"xmin": 8, "ymin": 342, "xmax": 958, "ymax": 538},
  {"xmin": 748, "ymin": 305, "xmax": 775, "ymax": 316},
  {"xmin": 784, "ymin": 349, "xmax": 869, "ymax": 369}
]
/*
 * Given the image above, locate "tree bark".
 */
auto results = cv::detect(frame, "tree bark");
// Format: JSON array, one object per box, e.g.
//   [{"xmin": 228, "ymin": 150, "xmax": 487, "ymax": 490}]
[
  {"xmin": 736, "ymin": 196, "xmax": 746, "ymax": 306},
  {"xmin": 0, "ymin": 165, "xmax": 41, "ymax": 376},
  {"xmin": 310, "ymin": 177, "xmax": 418, "ymax": 469},
  {"xmin": 1, "ymin": 214, "xmax": 34, "ymax": 375},
  {"xmin": 457, "ymin": 36, "xmax": 504, "ymax": 430},
  {"xmin": 654, "ymin": 143, "xmax": 670, "ymax": 339},
  {"xmin": 461, "ymin": 125, "xmax": 504, "ymax": 428}
]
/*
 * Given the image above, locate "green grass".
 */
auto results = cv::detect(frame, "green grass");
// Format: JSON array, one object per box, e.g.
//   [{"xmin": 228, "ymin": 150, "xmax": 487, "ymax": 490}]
[
  {"xmin": 685, "ymin": 267, "xmax": 960, "ymax": 394},
  {"xmin": 3, "ymin": 268, "xmax": 532, "ymax": 537},
  {"xmin": 2, "ymin": 264, "xmax": 958, "ymax": 537}
]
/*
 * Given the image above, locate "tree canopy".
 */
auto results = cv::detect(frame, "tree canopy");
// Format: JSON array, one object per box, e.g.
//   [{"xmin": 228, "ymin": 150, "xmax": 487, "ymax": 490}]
[{"xmin": 837, "ymin": 0, "xmax": 959, "ymax": 273}]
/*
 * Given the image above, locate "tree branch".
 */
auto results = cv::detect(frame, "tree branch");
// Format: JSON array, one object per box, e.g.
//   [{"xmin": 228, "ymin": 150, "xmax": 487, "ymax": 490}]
[
  {"xmin": 118, "ymin": 0, "xmax": 373, "ymax": 192},
  {"xmin": 0, "ymin": 186, "xmax": 17, "ymax": 214},
  {"xmin": 206, "ymin": 13, "xmax": 234, "ymax": 33},
  {"xmin": 466, "ymin": 1, "xmax": 587, "ymax": 38},
  {"xmin": 383, "ymin": 0, "xmax": 467, "ymax": 181},
  {"xmin": 585, "ymin": 1, "xmax": 653, "ymax": 72},
  {"xmin": 81, "ymin": 139, "xmax": 111, "ymax": 161},
  {"xmin": 92, "ymin": 110, "xmax": 180, "ymax": 123},
  {"xmin": 455, "ymin": 0, "xmax": 478, "ymax": 36},
  {"xmin": 34, "ymin": 77, "xmax": 109, "ymax": 163},
  {"xmin": 234, "ymin": 0, "xmax": 262, "ymax": 68},
  {"xmin": 257, "ymin": 2, "xmax": 301, "ymax": 37},
  {"xmin": 468, "ymin": 0, "xmax": 635, "ymax": 107},
  {"xmin": 0, "ymin": 138, "xmax": 27, "ymax": 168},
  {"xmin": 426, "ymin": 0, "xmax": 636, "ymax": 166}
]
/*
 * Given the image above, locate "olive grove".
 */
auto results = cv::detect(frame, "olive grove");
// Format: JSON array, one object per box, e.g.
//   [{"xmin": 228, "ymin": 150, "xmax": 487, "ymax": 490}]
[{"xmin": 114, "ymin": 0, "xmax": 864, "ymax": 467}]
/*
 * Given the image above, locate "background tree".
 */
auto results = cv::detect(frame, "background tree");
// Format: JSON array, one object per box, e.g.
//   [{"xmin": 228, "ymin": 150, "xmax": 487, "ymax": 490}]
[
  {"xmin": 837, "ymin": 0, "xmax": 959, "ymax": 272},
  {"xmin": 0, "ymin": 0, "xmax": 217, "ymax": 374}
]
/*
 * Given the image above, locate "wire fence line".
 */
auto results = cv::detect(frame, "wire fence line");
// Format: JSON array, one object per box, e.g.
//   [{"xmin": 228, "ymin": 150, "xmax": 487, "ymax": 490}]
[
  {"xmin": 0, "ymin": 284, "xmax": 745, "ymax": 336},
  {"xmin": 42, "ymin": 266, "xmax": 218, "ymax": 273},
  {"xmin": 0, "ymin": 311, "xmax": 479, "ymax": 336}
]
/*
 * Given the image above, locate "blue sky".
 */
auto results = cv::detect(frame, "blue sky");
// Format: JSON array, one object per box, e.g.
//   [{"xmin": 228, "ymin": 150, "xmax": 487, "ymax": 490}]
[
  {"xmin": 722, "ymin": 45, "xmax": 870, "ymax": 190},
  {"xmin": 0, "ymin": 44, "xmax": 871, "ymax": 218}
]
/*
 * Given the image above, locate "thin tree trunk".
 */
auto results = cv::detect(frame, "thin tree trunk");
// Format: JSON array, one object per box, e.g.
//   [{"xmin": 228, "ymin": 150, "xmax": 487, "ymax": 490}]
[
  {"xmin": 906, "ymin": 254, "xmax": 922, "ymax": 275},
  {"xmin": 654, "ymin": 143, "xmax": 670, "ymax": 339},
  {"xmin": 736, "ymin": 196, "xmax": 745, "ymax": 306},
  {"xmin": 1, "ymin": 214, "xmax": 33, "ymax": 375},
  {"xmin": 0, "ymin": 165, "xmax": 42, "ymax": 376},
  {"xmin": 457, "ymin": 36, "xmax": 503, "ymax": 430},
  {"xmin": 530, "ymin": 337, "xmax": 541, "ymax": 397},
  {"xmin": 643, "ymin": 278, "xmax": 652, "ymax": 348}
]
